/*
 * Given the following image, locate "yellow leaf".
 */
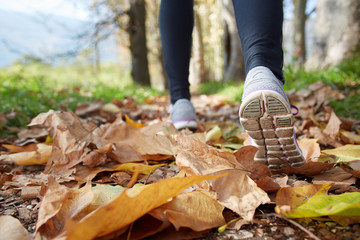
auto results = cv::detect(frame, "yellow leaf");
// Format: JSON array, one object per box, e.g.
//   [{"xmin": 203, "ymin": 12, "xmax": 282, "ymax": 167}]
[
  {"xmin": 125, "ymin": 114, "xmax": 143, "ymax": 128},
  {"xmin": 340, "ymin": 130, "xmax": 360, "ymax": 144},
  {"xmin": 91, "ymin": 184, "xmax": 125, "ymax": 210},
  {"xmin": 5, "ymin": 143, "xmax": 52, "ymax": 165},
  {"xmin": 206, "ymin": 125, "xmax": 222, "ymax": 143},
  {"xmin": 150, "ymin": 190, "xmax": 225, "ymax": 231},
  {"xmin": 65, "ymin": 174, "xmax": 226, "ymax": 240},
  {"xmin": 102, "ymin": 103, "xmax": 121, "ymax": 113},
  {"xmin": 276, "ymin": 184, "xmax": 360, "ymax": 225},
  {"xmin": 113, "ymin": 163, "xmax": 165, "ymax": 175},
  {"xmin": 275, "ymin": 184, "xmax": 332, "ymax": 217},
  {"xmin": 322, "ymin": 144, "xmax": 360, "ymax": 162}
]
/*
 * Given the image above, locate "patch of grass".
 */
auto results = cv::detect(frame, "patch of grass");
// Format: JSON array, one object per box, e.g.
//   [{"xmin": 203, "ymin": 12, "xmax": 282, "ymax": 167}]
[
  {"xmin": 198, "ymin": 80, "xmax": 244, "ymax": 103},
  {"xmin": 0, "ymin": 62, "xmax": 165, "ymax": 132}
]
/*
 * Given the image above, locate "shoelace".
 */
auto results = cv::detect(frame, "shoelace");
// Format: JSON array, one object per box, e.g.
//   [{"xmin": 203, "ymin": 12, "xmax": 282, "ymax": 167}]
[{"xmin": 291, "ymin": 104, "xmax": 299, "ymax": 116}]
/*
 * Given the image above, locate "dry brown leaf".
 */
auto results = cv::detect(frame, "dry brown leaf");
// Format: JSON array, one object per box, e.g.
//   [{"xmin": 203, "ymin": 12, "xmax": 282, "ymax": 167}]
[
  {"xmin": 312, "ymin": 167, "xmax": 357, "ymax": 190},
  {"xmin": 2, "ymin": 143, "xmax": 38, "ymax": 153},
  {"xmin": 0, "ymin": 215, "xmax": 31, "ymax": 240},
  {"xmin": 170, "ymin": 135, "xmax": 269, "ymax": 221},
  {"xmin": 64, "ymin": 174, "xmax": 223, "ymax": 240},
  {"xmin": 29, "ymin": 110, "xmax": 98, "ymax": 173},
  {"xmin": 234, "ymin": 145, "xmax": 271, "ymax": 180},
  {"xmin": 75, "ymin": 99, "xmax": 104, "ymax": 116},
  {"xmin": 323, "ymin": 110, "xmax": 342, "ymax": 138},
  {"xmin": 35, "ymin": 177, "xmax": 94, "ymax": 239},
  {"xmin": 298, "ymin": 138, "xmax": 321, "ymax": 161},
  {"xmin": 150, "ymin": 190, "xmax": 225, "ymax": 232},
  {"xmin": 340, "ymin": 160, "xmax": 360, "ymax": 178},
  {"xmin": 255, "ymin": 176, "xmax": 281, "ymax": 193},
  {"xmin": 309, "ymin": 126, "xmax": 342, "ymax": 148}
]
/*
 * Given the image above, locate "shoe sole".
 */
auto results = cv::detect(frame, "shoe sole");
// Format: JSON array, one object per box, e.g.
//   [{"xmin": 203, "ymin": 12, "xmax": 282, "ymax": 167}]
[{"xmin": 239, "ymin": 90, "xmax": 305, "ymax": 170}]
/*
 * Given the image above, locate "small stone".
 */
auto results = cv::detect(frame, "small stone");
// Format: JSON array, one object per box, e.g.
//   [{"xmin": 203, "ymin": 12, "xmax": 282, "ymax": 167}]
[
  {"xmin": 283, "ymin": 227, "xmax": 295, "ymax": 236},
  {"xmin": 256, "ymin": 228, "xmax": 264, "ymax": 236},
  {"xmin": 26, "ymin": 205, "xmax": 33, "ymax": 210},
  {"xmin": 236, "ymin": 230, "xmax": 254, "ymax": 239},
  {"xmin": 270, "ymin": 226, "xmax": 278, "ymax": 232},
  {"xmin": 331, "ymin": 228, "xmax": 337, "ymax": 233},
  {"xmin": 18, "ymin": 206, "xmax": 32, "ymax": 221},
  {"xmin": 4, "ymin": 208, "xmax": 16, "ymax": 215},
  {"xmin": 325, "ymin": 222, "xmax": 337, "ymax": 227}
]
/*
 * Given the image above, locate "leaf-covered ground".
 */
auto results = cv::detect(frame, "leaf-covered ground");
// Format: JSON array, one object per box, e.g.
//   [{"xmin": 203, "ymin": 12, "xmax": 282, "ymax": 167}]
[{"xmin": 1, "ymin": 81, "xmax": 360, "ymax": 240}]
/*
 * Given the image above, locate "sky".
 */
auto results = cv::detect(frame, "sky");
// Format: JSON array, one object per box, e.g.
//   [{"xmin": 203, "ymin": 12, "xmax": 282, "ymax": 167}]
[{"xmin": 0, "ymin": 0, "xmax": 90, "ymax": 20}]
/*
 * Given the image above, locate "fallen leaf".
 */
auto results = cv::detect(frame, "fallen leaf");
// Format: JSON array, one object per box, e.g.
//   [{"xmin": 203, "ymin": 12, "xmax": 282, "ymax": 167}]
[
  {"xmin": 2, "ymin": 143, "xmax": 52, "ymax": 165},
  {"xmin": 275, "ymin": 183, "xmax": 332, "ymax": 216},
  {"xmin": 35, "ymin": 177, "xmax": 94, "ymax": 238},
  {"xmin": 340, "ymin": 160, "xmax": 360, "ymax": 178},
  {"xmin": 340, "ymin": 130, "xmax": 360, "ymax": 144},
  {"xmin": 205, "ymin": 126, "xmax": 222, "ymax": 143},
  {"xmin": 255, "ymin": 176, "xmax": 281, "ymax": 193},
  {"xmin": 276, "ymin": 184, "xmax": 360, "ymax": 226},
  {"xmin": 312, "ymin": 167, "xmax": 357, "ymax": 190},
  {"xmin": 309, "ymin": 126, "xmax": 343, "ymax": 148},
  {"xmin": 73, "ymin": 163, "xmax": 165, "ymax": 184},
  {"xmin": 2, "ymin": 143, "xmax": 38, "ymax": 153},
  {"xmin": 65, "ymin": 174, "xmax": 224, "ymax": 240},
  {"xmin": 323, "ymin": 110, "xmax": 342, "ymax": 139},
  {"xmin": 234, "ymin": 145, "xmax": 271, "ymax": 180},
  {"xmin": 322, "ymin": 144, "xmax": 360, "ymax": 162},
  {"xmin": 75, "ymin": 99, "xmax": 104, "ymax": 116},
  {"xmin": 170, "ymin": 135, "xmax": 270, "ymax": 221},
  {"xmin": 150, "ymin": 190, "xmax": 226, "ymax": 231},
  {"xmin": 102, "ymin": 103, "xmax": 121, "ymax": 113},
  {"xmin": 298, "ymin": 138, "xmax": 321, "ymax": 161},
  {"xmin": 0, "ymin": 215, "xmax": 31, "ymax": 240},
  {"xmin": 125, "ymin": 114, "xmax": 144, "ymax": 128}
]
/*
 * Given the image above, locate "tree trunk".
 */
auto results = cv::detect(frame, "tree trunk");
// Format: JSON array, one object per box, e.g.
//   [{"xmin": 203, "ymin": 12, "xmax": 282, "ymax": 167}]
[
  {"xmin": 293, "ymin": 0, "xmax": 307, "ymax": 66},
  {"xmin": 128, "ymin": 0, "xmax": 151, "ymax": 86},
  {"xmin": 145, "ymin": 0, "xmax": 167, "ymax": 90},
  {"xmin": 306, "ymin": 0, "xmax": 360, "ymax": 70},
  {"xmin": 189, "ymin": 11, "xmax": 206, "ymax": 91},
  {"xmin": 221, "ymin": 0, "xmax": 245, "ymax": 81}
]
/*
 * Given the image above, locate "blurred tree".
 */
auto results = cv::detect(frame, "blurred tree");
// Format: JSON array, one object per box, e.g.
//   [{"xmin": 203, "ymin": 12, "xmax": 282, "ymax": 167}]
[
  {"xmin": 88, "ymin": 0, "xmax": 150, "ymax": 86},
  {"xmin": 128, "ymin": 0, "xmax": 151, "ymax": 86},
  {"xmin": 189, "ymin": 9, "xmax": 206, "ymax": 90},
  {"xmin": 220, "ymin": 0, "xmax": 245, "ymax": 81},
  {"xmin": 145, "ymin": 0, "xmax": 167, "ymax": 90},
  {"xmin": 306, "ymin": 0, "xmax": 360, "ymax": 70},
  {"xmin": 292, "ymin": 0, "xmax": 307, "ymax": 66}
]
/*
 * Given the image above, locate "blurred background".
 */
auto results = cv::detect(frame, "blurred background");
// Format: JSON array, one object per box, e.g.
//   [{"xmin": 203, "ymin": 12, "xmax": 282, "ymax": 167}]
[{"xmin": 1, "ymin": 0, "xmax": 360, "ymax": 128}]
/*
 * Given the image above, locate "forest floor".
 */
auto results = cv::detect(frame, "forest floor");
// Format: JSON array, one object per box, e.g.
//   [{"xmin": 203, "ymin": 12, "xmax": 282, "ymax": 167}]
[{"xmin": 1, "ymin": 81, "xmax": 360, "ymax": 239}]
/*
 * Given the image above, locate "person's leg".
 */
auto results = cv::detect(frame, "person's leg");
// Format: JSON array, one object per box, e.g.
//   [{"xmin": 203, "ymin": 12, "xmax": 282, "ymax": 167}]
[
  {"xmin": 159, "ymin": 0, "xmax": 197, "ymax": 130},
  {"xmin": 159, "ymin": 0, "xmax": 193, "ymax": 104},
  {"xmin": 232, "ymin": 0, "xmax": 284, "ymax": 81},
  {"xmin": 233, "ymin": 0, "xmax": 305, "ymax": 170}
]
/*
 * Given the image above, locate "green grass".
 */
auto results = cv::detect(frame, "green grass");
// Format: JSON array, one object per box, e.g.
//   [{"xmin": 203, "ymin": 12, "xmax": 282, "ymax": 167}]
[
  {"xmin": 1, "ymin": 56, "xmax": 360, "ymax": 136},
  {"xmin": 0, "ymin": 62, "xmax": 164, "ymax": 134}
]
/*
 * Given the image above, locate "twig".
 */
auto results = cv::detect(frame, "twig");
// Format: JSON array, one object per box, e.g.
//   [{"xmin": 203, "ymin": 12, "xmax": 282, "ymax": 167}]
[{"xmin": 263, "ymin": 213, "xmax": 321, "ymax": 240}]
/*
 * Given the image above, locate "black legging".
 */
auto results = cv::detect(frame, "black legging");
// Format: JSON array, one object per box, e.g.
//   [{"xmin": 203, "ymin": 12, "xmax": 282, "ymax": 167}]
[{"xmin": 159, "ymin": 0, "xmax": 284, "ymax": 104}]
